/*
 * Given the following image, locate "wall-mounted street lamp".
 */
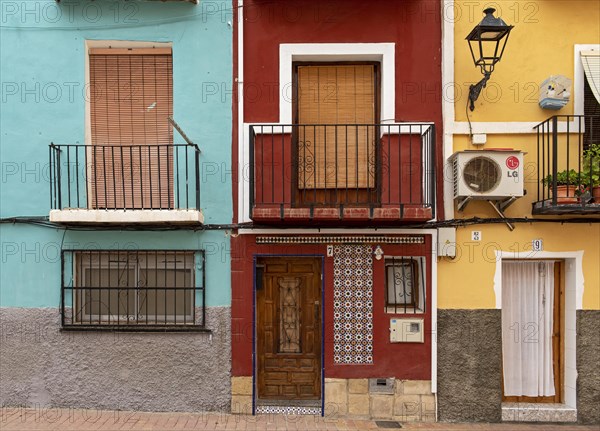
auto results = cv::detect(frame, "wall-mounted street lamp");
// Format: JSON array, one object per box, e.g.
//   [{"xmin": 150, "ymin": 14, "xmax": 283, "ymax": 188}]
[{"xmin": 466, "ymin": 8, "xmax": 514, "ymax": 111}]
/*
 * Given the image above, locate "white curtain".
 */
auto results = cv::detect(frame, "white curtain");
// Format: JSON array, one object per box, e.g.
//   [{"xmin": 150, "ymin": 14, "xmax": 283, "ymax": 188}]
[{"xmin": 502, "ymin": 261, "xmax": 555, "ymax": 397}]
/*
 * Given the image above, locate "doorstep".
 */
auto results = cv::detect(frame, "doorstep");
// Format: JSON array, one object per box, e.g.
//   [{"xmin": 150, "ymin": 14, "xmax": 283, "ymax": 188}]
[
  {"xmin": 254, "ymin": 399, "xmax": 322, "ymax": 415},
  {"xmin": 502, "ymin": 402, "xmax": 577, "ymax": 422}
]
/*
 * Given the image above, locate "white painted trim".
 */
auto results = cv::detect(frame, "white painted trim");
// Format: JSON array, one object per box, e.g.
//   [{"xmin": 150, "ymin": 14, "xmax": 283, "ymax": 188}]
[
  {"xmin": 493, "ymin": 250, "xmax": 584, "ymax": 310},
  {"xmin": 240, "ymin": 124, "xmax": 251, "ymax": 224},
  {"xmin": 84, "ymin": 39, "xmax": 174, "ymax": 144},
  {"xmin": 83, "ymin": 40, "xmax": 174, "ymax": 213},
  {"xmin": 574, "ymin": 44, "xmax": 600, "ymax": 116},
  {"xmin": 430, "ymin": 230, "xmax": 438, "ymax": 394},
  {"xmin": 239, "ymin": 228, "xmax": 437, "ymax": 235},
  {"xmin": 50, "ymin": 209, "xmax": 203, "ymax": 224},
  {"xmin": 237, "ymin": 0, "xmax": 248, "ymax": 224},
  {"xmin": 248, "ymin": 122, "xmax": 433, "ymax": 137},
  {"xmin": 442, "ymin": 0, "xmax": 455, "ymax": 221},
  {"xmin": 278, "ymin": 43, "xmax": 396, "ymax": 124},
  {"xmin": 85, "ymin": 40, "xmax": 171, "ymax": 49},
  {"xmin": 493, "ymin": 250, "xmax": 584, "ymax": 409},
  {"xmin": 454, "ymin": 121, "xmax": 586, "ymax": 135},
  {"xmin": 239, "ymin": 43, "xmax": 396, "ymax": 222}
]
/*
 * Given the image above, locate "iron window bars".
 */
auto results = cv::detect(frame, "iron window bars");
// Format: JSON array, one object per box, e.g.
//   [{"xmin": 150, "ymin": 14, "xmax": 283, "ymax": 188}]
[
  {"xmin": 384, "ymin": 256, "xmax": 426, "ymax": 314},
  {"xmin": 61, "ymin": 250, "xmax": 206, "ymax": 331}
]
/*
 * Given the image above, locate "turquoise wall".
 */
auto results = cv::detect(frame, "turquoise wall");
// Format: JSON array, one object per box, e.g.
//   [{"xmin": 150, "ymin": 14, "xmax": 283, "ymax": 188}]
[
  {"xmin": 0, "ymin": 225, "xmax": 232, "ymax": 307},
  {"xmin": 0, "ymin": 0, "xmax": 233, "ymax": 307},
  {"xmin": 0, "ymin": 0, "xmax": 233, "ymax": 222}
]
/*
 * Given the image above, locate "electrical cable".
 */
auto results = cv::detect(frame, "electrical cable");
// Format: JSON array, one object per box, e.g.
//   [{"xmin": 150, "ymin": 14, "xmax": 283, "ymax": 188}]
[{"xmin": 2, "ymin": 215, "xmax": 599, "ymax": 232}]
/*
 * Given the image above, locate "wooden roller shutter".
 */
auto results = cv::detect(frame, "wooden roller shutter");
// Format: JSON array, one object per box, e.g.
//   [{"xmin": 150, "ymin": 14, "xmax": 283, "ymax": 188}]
[
  {"xmin": 89, "ymin": 48, "xmax": 173, "ymax": 209},
  {"xmin": 297, "ymin": 65, "xmax": 376, "ymax": 189}
]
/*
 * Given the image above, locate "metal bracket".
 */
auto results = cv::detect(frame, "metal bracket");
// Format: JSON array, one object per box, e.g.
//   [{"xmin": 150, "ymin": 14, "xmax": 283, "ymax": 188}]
[
  {"xmin": 457, "ymin": 196, "xmax": 472, "ymax": 212},
  {"xmin": 168, "ymin": 116, "xmax": 199, "ymax": 151},
  {"xmin": 487, "ymin": 199, "xmax": 515, "ymax": 231}
]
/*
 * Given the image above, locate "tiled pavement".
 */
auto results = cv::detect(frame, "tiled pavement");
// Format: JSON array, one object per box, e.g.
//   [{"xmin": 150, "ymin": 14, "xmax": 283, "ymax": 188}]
[{"xmin": 1, "ymin": 408, "xmax": 598, "ymax": 431}]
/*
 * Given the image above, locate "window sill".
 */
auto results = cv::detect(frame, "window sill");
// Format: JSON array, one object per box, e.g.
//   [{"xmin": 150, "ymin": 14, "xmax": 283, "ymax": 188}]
[
  {"xmin": 60, "ymin": 325, "xmax": 211, "ymax": 333},
  {"xmin": 384, "ymin": 307, "xmax": 425, "ymax": 315}
]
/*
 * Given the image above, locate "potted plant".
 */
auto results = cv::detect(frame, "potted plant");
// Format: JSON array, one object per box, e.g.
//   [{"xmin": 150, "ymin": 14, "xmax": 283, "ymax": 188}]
[
  {"xmin": 582, "ymin": 143, "xmax": 600, "ymax": 201},
  {"xmin": 542, "ymin": 169, "xmax": 581, "ymax": 204}
]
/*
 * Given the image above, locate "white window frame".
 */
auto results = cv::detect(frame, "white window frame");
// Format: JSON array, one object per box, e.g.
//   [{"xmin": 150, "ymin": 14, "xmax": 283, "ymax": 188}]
[
  {"xmin": 84, "ymin": 40, "xmax": 173, "ymax": 148},
  {"xmin": 278, "ymin": 43, "xmax": 396, "ymax": 124},
  {"xmin": 239, "ymin": 43, "xmax": 396, "ymax": 222},
  {"xmin": 493, "ymin": 250, "xmax": 584, "ymax": 409},
  {"xmin": 574, "ymin": 44, "xmax": 600, "ymax": 116}
]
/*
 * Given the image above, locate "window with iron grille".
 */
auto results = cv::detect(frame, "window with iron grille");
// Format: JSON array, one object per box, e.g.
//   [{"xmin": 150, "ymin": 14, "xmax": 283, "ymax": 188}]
[
  {"xmin": 61, "ymin": 250, "xmax": 205, "ymax": 330},
  {"xmin": 384, "ymin": 256, "xmax": 426, "ymax": 314}
]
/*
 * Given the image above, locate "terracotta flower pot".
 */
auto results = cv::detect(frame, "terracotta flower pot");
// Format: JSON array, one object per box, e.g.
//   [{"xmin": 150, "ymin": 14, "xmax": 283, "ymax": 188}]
[
  {"xmin": 554, "ymin": 185, "xmax": 578, "ymax": 204},
  {"xmin": 593, "ymin": 186, "xmax": 600, "ymax": 202}
]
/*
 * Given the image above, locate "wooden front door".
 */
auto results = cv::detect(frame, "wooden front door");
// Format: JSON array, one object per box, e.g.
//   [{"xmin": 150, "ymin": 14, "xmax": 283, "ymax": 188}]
[{"xmin": 256, "ymin": 257, "xmax": 322, "ymax": 400}]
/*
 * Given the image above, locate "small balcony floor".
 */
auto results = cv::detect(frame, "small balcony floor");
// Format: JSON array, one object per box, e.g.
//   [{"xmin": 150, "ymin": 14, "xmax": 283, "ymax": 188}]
[
  {"xmin": 532, "ymin": 201, "xmax": 600, "ymax": 215},
  {"xmin": 49, "ymin": 209, "xmax": 204, "ymax": 226},
  {"xmin": 251, "ymin": 205, "xmax": 433, "ymax": 224}
]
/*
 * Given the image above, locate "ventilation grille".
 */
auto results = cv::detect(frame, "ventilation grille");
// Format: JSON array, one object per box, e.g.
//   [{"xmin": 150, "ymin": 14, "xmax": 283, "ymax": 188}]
[
  {"xmin": 462, "ymin": 156, "xmax": 501, "ymax": 193},
  {"xmin": 453, "ymin": 157, "xmax": 459, "ymax": 197}
]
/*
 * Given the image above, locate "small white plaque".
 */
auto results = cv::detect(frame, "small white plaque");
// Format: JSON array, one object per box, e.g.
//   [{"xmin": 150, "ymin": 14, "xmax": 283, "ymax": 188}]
[
  {"xmin": 532, "ymin": 239, "xmax": 543, "ymax": 252},
  {"xmin": 471, "ymin": 231, "xmax": 482, "ymax": 241},
  {"xmin": 327, "ymin": 245, "xmax": 334, "ymax": 257}
]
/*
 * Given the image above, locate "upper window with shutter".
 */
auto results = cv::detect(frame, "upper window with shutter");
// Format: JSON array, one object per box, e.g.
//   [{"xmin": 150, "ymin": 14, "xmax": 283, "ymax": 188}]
[
  {"xmin": 88, "ymin": 47, "xmax": 173, "ymax": 210},
  {"xmin": 295, "ymin": 64, "xmax": 378, "ymax": 191},
  {"xmin": 582, "ymin": 51, "xmax": 600, "ymax": 149}
]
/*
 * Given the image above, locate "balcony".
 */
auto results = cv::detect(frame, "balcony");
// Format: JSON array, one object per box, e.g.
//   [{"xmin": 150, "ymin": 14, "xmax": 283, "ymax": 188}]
[
  {"xmin": 532, "ymin": 115, "xmax": 600, "ymax": 215},
  {"xmin": 49, "ymin": 143, "xmax": 203, "ymax": 225},
  {"xmin": 249, "ymin": 124, "xmax": 436, "ymax": 224}
]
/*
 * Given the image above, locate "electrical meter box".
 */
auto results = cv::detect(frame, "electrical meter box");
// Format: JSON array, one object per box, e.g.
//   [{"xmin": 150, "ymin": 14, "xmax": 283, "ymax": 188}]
[{"xmin": 390, "ymin": 318, "xmax": 424, "ymax": 343}]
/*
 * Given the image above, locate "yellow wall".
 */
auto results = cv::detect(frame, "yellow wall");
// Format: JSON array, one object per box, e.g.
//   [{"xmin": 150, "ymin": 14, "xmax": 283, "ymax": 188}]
[
  {"xmin": 439, "ymin": 1, "xmax": 600, "ymax": 310},
  {"xmin": 453, "ymin": 0, "xmax": 600, "ymax": 122},
  {"xmin": 438, "ymin": 223, "xmax": 600, "ymax": 309},
  {"xmin": 452, "ymin": 134, "xmax": 585, "ymax": 216}
]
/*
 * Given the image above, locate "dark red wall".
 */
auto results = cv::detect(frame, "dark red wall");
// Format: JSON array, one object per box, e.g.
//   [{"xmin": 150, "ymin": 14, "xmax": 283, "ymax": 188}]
[
  {"xmin": 243, "ymin": 0, "xmax": 442, "ymax": 124},
  {"xmin": 231, "ymin": 234, "xmax": 432, "ymax": 379},
  {"xmin": 238, "ymin": 0, "xmax": 444, "ymax": 219}
]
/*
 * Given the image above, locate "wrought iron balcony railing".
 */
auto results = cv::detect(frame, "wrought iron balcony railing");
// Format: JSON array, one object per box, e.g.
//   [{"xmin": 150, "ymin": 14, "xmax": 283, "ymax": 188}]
[
  {"xmin": 533, "ymin": 115, "xmax": 600, "ymax": 214},
  {"xmin": 249, "ymin": 123, "xmax": 436, "ymax": 222},
  {"xmin": 49, "ymin": 143, "xmax": 201, "ymax": 212}
]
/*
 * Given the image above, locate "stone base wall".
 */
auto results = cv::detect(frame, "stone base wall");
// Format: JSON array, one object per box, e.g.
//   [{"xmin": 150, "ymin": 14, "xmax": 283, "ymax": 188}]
[
  {"xmin": 231, "ymin": 377, "xmax": 253, "ymax": 414},
  {"xmin": 437, "ymin": 309, "xmax": 502, "ymax": 422},
  {"xmin": 0, "ymin": 307, "xmax": 231, "ymax": 413},
  {"xmin": 231, "ymin": 376, "xmax": 435, "ymax": 421},
  {"xmin": 325, "ymin": 378, "xmax": 435, "ymax": 421},
  {"xmin": 577, "ymin": 310, "xmax": 600, "ymax": 424}
]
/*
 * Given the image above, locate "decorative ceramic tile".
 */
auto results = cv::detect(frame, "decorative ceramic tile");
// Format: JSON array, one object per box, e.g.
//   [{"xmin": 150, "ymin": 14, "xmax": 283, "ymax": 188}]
[
  {"xmin": 333, "ymin": 244, "xmax": 374, "ymax": 364},
  {"xmin": 256, "ymin": 236, "xmax": 424, "ymax": 244},
  {"xmin": 255, "ymin": 405, "xmax": 322, "ymax": 415}
]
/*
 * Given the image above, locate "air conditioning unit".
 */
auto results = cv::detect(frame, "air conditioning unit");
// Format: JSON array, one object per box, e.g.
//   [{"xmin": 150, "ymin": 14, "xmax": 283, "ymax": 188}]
[{"xmin": 451, "ymin": 150, "xmax": 524, "ymax": 200}]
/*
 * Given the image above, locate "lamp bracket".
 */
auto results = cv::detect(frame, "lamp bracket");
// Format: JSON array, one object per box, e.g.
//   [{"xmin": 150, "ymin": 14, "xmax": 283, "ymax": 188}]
[{"xmin": 468, "ymin": 72, "xmax": 491, "ymax": 111}]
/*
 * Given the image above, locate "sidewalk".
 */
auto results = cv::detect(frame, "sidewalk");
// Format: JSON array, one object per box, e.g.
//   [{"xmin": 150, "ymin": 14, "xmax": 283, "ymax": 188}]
[{"xmin": 1, "ymin": 408, "xmax": 598, "ymax": 431}]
